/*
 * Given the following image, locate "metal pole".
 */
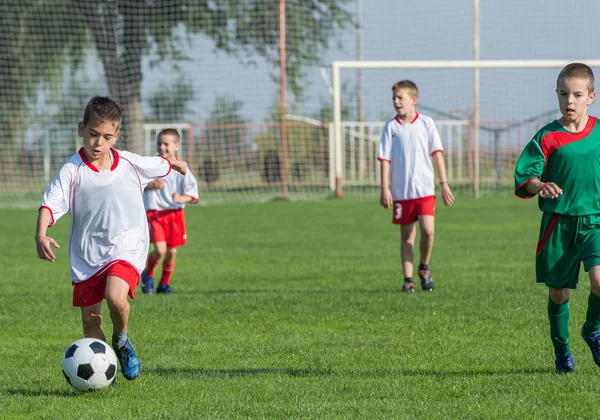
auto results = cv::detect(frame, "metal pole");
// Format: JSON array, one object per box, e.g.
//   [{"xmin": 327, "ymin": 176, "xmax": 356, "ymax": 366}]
[
  {"xmin": 356, "ymin": 0, "xmax": 366, "ymax": 181},
  {"xmin": 279, "ymin": 0, "xmax": 288, "ymax": 198},
  {"xmin": 356, "ymin": 0, "xmax": 365, "ymax": 123},
  {"xmin": 473, "ymin": 0, "xmax": 480, "ymax": 198},
  {"xmin": 332, "ymin": 63, "xmax": 343, "ymax": 197}
]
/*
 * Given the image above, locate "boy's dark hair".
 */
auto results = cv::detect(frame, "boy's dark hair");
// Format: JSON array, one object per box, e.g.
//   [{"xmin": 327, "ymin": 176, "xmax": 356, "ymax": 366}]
[
  {"xmin": 157, "ymin": 128, "xmax": 181, "ymax": 143},
  {"xmin": 391, "ymin": 80, "xmax": 419, "ymax": 96},
  {"xmin": 557, "ymin": 63, "xmax": 595, "ymax": 92},
  {"xmin": 83, "ymin": 96, "xmax": 122, "ymax": 128}
]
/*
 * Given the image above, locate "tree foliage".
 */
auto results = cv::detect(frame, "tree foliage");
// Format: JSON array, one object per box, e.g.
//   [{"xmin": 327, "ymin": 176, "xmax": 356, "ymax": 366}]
[{"xmin": 2, "ymin": 0, "xmax": 353, "ymax": 154}]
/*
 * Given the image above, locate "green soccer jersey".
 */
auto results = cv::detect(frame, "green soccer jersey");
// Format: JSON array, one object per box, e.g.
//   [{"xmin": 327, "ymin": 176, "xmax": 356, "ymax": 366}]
[{"xmin": 514, "ymin": 116, "xmax": 600, "ymax": 216}]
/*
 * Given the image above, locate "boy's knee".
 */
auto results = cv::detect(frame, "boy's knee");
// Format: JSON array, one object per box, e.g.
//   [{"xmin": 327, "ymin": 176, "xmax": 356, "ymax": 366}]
[
  {"xmin": 105, "ymin": 292, "xmax": 129, "ymax": 311},
  {"xmin": 549, "ymin": 288, "xmax": 570, "ymax": 304}
]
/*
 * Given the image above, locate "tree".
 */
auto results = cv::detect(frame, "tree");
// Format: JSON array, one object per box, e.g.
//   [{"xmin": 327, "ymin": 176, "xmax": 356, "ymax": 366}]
[
  {"xmin": 73, "ymin": 0, "xmax": 353, "ymax": 153},
  {"xmin": 146, "ymin": 76, "xmax": 195, "ymax": 123},
  {"xmin": 0, "ymin": 1, "xmax": 88, "ymax": 155},
  {"xmin": 3, "ymin": 1, "xmax": 352, "ymax": 156}
]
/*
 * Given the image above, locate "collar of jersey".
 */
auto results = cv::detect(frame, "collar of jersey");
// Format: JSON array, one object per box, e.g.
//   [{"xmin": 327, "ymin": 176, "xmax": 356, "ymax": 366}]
[
  {"xmin": 395, "ymin": 113, "xmax": 419, "ymax": 125},
  {"xmin": 78, "ymin": 148, "xmax": 120, "ymax": 172}
]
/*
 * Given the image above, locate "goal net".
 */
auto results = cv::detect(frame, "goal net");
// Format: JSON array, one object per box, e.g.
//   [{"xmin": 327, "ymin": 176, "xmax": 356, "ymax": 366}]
[{"xmin": 331, "ymin": 60, "xmax": 600, "ymax": 199}]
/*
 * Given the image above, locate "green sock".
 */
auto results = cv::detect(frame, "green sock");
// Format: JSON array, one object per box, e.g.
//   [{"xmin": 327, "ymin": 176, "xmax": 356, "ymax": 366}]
[
  {"xmin": 548, "ymin": 298, "xmax": 571, "ymax": 358},
  {"xmin": 582, "ymin": 292, "xmax": 600, "ymax": 337}
]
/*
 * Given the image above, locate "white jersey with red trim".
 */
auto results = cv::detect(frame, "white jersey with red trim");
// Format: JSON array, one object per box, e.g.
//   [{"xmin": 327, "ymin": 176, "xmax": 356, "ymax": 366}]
[
  {"xmin": 39, "ymin": 148, "xmax": 171, "ymax": 282},
  {"xmin": 144, "ymin": 165, "xmax": 199, "ymax": 211},
  {"xmin": 377, "ymin": 113, "xmax": 443, "ymax": 200}
]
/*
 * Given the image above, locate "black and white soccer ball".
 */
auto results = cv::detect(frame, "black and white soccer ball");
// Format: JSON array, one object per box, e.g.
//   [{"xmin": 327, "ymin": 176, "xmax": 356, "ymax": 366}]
[{"xmin": 62, "ymin": 338, "xmax": 118, "ymax": 391}]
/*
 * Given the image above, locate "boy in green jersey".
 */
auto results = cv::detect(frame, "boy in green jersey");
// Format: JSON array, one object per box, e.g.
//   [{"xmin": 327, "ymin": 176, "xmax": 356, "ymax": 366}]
[{"xmin": 515, "ymin": 62, "xmax": 600, "ymax": 373}]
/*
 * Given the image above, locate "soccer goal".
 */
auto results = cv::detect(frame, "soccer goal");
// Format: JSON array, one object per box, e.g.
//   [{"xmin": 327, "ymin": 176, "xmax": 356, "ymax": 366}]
[{"xmin": 331, "ymin": 59, "xmax": 600, "ymax": 198}]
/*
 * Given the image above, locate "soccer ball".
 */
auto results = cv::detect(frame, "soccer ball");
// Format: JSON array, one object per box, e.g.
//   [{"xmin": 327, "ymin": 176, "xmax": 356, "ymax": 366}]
[{"xmin": 62, "ymin": 338, "xmax": 118, "ymax": 391}]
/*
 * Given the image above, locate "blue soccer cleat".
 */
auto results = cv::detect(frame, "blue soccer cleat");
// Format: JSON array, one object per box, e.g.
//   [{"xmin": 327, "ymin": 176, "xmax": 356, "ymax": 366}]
[
  {"xmin": 555, "ymin": 354, "xmax": 575, "ymax": 373},
  {"xmin": 582, "ymin": 329, "xmax": 600, "ymax": 367},
  {"xmin": 141, "ymin": 272, "xmax": 154, "ymax": 294},
  {"xmin": 113, "ymin": 339, "xmax": 140, "ymax": 380},
  {"xmin": 156, "ymin": 283, "xmax": 173, "ymax": 294}
]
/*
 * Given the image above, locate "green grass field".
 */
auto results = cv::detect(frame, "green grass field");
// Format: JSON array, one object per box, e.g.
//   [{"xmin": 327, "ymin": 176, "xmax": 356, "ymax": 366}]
[{"xmin": 2, "ymin": 197, "xmax": 600, "ymax": 419}]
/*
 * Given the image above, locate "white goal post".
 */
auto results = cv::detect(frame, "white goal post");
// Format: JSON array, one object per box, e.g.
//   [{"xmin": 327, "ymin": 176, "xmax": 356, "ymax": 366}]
[{"xmin": 331, "ymin": 59, "xmax": 600, "ymax": 198}]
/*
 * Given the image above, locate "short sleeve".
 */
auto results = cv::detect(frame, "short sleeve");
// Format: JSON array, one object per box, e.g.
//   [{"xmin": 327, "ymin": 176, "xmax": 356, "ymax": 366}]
[
  {"xmin": 377, "ymin": 121, "xmax": 392, "ymax": 162},
  {"xmin": 514, "ymin": 139, "xmax": 546, "ymax": 199},
  {"xmin": 119, "ymin": 151, "xmax": 171, "ymax": 186},
  {"xmin": 39, "ymin": 163, "xmax": 74, "ymax": 226},
  {"xmin": 428, "ymin": 119, "xmax": 444, "ymax": 155},
  {"xmin": 182, "ymin": 171, "xmax": 200, "ymax": 204}
]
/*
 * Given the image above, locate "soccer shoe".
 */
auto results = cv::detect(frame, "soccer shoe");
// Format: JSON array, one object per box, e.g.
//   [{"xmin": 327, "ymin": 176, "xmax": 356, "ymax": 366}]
[
  {"xmin": 401, "ymin": 281, "xmax": 415, "ymax": 293},
  {"xmin": 156, "ymin": 283, "xmax": 173, "ymax": 294},
  {"xmin": 555, "ymin": 354, "xmax": 575, "ymax": 373},
  {"xmin": 581, "ymin": 329, "xmax": 600, "ymax": 367},
  {"xmin": 113, "ymin": 339, "xmax": 140, "ymax": 380},
  {"xmin": 141, "ymin": 272, "xmax": 154, "ymax": 294},
  {"xmin": 418, "ymin": 269, "xmax": 434, "ymax": 291}
]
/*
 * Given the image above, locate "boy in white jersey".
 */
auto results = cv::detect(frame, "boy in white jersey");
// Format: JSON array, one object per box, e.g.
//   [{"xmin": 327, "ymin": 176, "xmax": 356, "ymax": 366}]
[
  {"xmin": 377, "ymin": 80, "xmax": 454, "ymax": 293},
  {"xmin": 35, "ymin": 96, "xmax": 187, "ymax": 381},
  {"xmin": 141, "ymin": 128, "xmax": 199, "ymax": 294}
]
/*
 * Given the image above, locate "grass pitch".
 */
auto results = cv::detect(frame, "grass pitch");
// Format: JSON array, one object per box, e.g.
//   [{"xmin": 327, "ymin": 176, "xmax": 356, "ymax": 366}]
[{"xmin": 2, "ymin": 197, "xmax": 600, "ymax": 419}]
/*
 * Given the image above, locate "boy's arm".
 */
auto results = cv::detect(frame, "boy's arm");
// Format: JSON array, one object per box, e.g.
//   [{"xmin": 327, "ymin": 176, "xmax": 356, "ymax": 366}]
[
  {"xmin": 379, "ymin": 159, "xmax": 393, "ymax": 209},
  {"xmin": 172, "ymin": 192, "xmax": 195, "ymax": 204},
  {"xmin": 432, "ymin": 151, "xmax": 454, "ymax": 206},
  {"xmin": 522, "ymin": 178, "xmax": 562, "ymax": 199},
  {"xmin": 145, "ymin": 178, "xmax": 165, "ymax": 190},
  {"xmin": 35, "ymin": 207, "xmax": 60, "ymax": 262}
]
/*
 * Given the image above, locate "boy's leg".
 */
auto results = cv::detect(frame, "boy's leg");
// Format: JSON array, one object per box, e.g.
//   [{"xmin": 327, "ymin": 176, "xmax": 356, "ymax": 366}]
[
  {"xmin": 157, "ymin": 247, "xmax": 177, "ymax": 294},
  {"xmin": 417, "ymin": 215, "xmax": 435, "ymax": 291},
  {"xmin": 106, "ymin": 273, "xmax": 140, "ymax": 380},
  {"xmin": 400, "ymin": 223, "xmax": 416, "ymax": 292},
  {"xmin": 548, "ymin": 288, "xmax": 571, "ymax": 359},
  {"xmin": 142, "ymin": 242, "xmax": 167, "ymax": 294},
  {"xmin": 581, "ymin": 266, "xmax": 600, "ymax": 366},
  {"xmin": 81, "ymin": 303, "xmax": 105, "ymax": 342}
]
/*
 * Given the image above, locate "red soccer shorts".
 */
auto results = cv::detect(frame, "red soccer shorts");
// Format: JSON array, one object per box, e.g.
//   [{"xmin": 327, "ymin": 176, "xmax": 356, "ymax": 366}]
[
  {"xmin": 72, "ymin": 260, "xmax": 140, "ymax": 307},
  {"xmin": 147, "ymin": 208, "xmax": 187, "ymax": 248},
  {"xmin": 392, "ymin": 195, "xmax": 436, "ymax": 225}
]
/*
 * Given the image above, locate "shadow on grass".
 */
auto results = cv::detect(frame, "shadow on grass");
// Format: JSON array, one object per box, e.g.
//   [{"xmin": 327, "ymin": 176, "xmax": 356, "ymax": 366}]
[
  {"xmin": 3, "ymin": 387, "xmax": 76, "ymax": 397},
  {"xmin": 188, "ymin": 288, "xmax": 401, "ymax": 295},
  {"xmin": 145, "ymin": 366, "xmax": 551, "ymax": 378},
  {"xmin": 146, "ymin": 367, "xmax": 335, "ymax": 377}
]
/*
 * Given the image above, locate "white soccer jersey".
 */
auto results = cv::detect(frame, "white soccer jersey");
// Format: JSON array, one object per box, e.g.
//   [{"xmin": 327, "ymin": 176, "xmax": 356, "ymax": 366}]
[
  {"xmin": 39, "ymin": 148, "xmax": 171, "ymax": 282},
  {"xmin": 377, "ymin": 113, "xmax": 443, "ymax": 200},
  {"xmin": 144, "ymin": 163, "xmax": 199, "ymax": 211}
]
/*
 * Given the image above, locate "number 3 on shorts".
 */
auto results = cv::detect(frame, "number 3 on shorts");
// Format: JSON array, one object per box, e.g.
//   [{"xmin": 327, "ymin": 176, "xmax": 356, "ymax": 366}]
[{"xmin": 394, "ymin": 202, "xmax": 402, "ymax": 220}]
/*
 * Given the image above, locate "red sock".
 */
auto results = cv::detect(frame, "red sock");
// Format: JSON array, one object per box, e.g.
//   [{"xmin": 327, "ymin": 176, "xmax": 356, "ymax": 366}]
[
  {"xmin": 160, "ymin": 262, "xmax": 175, "ymax": 285},
  {"xmin": 144, "ymin": 252, "xmax": 160, "ymax": 278}
]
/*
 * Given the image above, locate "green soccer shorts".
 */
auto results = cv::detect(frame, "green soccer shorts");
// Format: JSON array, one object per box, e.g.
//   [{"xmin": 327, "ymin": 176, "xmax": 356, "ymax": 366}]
[{"xmin": 536, "ymin": 212, "xmax": 600, "ymax": 289}]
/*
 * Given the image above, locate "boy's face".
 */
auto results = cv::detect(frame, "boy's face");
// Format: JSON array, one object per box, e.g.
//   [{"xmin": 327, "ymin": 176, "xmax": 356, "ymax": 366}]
[
  {"xmin": 156, "ymin": 134, "xmax": 180, "ymax": 160},
  {"xmin": 392, "ymin": 88, "xmax": 418, "ymax": 118},
  {"xmin": 77, "ymin": 119, "xmax": 119, "ymax": 162},
  {"xmin": 556, "ymin": 76, "xmax": 595, "ymax": 122}
]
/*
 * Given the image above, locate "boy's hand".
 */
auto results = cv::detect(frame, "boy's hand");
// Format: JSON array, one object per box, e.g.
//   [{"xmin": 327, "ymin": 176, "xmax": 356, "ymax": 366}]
[
  {"xmin": 380, "ymin": 188, "xmax": 393, "ymax": 209},
  {"xmin": 172, "ymin": 192, "xmax": 186, "ymax": 204},
  {"xmin": 147, "ymin": 178, "xmax": 164, "ymax": 190},
  {"xmin": 35, "ymin": 235, "xmax": 60, "ymax": 262},
  {"xmin": 440, "ymin": 183, "xmax": 455, "ymax": 206},
  {"xmin": 538, "ymin": 182, "xmax": 562, "ymax": 199},
  {"xmin": 171, "ymin": 160, "xmax": 187, "ymax": 175}
]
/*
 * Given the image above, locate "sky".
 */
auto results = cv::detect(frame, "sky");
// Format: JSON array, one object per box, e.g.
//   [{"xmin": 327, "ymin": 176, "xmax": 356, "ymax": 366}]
[{"xmin": 73, "ymin": 0, "xmax": 600, "ymax": 125}]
